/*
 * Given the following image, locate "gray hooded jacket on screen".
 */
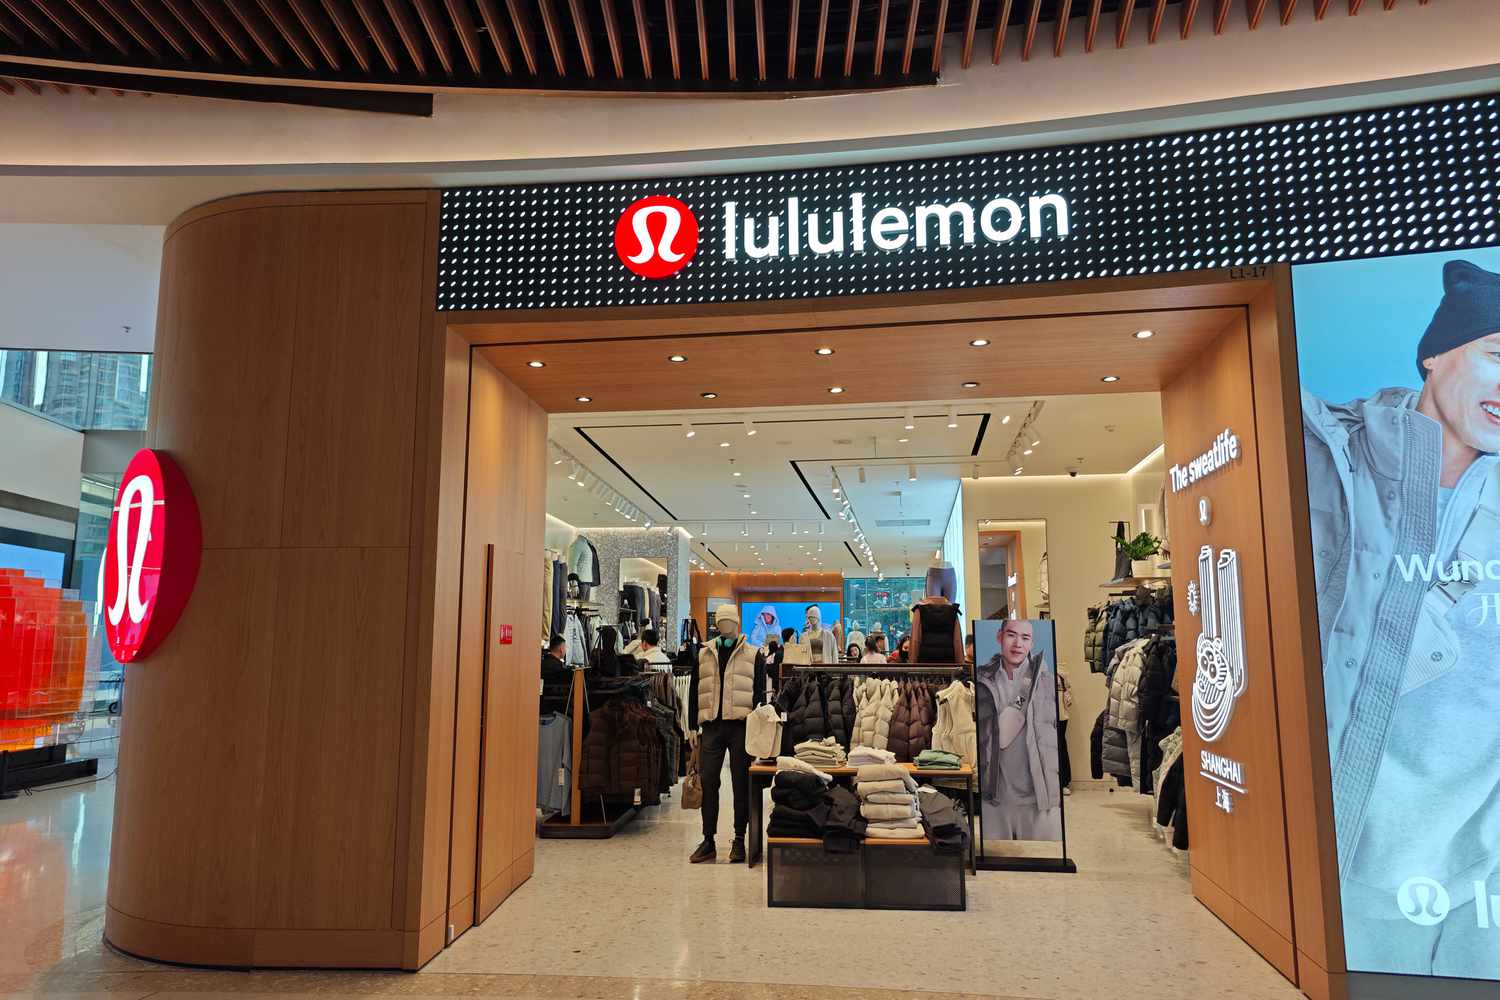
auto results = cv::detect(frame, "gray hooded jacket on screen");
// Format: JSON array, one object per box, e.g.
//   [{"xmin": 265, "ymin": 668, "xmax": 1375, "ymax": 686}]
[{"xmin": 1304, "ymin": 386, "xmax": 1500, "ymax": 922}]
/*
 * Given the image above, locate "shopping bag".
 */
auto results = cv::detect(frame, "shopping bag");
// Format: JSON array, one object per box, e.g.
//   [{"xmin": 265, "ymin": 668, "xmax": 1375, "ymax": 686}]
[{"xmin": 681, "ymin": 743, "xmax": 703, "ymax": 810}]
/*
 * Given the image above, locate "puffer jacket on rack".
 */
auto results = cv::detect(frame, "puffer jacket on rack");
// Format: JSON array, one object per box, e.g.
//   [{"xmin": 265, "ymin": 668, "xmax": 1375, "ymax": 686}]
[
  {"xmin": 1084, "ymin": 603, "xmax": 1109, "ymax": 673},
  {"xmin": 907, "ymin": 684, "xmax": 935, "ymax": 759},
  {"xmin": 1136, "ymin": 637, "xmax": 1179, "ymax": 794},
  {"xmin": 886, "ymin": 684, "xmax": 919, "ymax": 761},
  {"xmin": 579, "ymin": 699, "xmax": 664, "ymax": 802},
  {"xmin": 824, "ymin": 675, "xmax": 853, "ymax": 748},
  {"xmin": 786, "ymin": 675, "xmax": 828, "ymax": 747},
  {"xmin": 1090, "ymin": 710, "xmax": 1106, "ymax": 780},
  {"xmin": 1103, "ymin": 639, "xmax": 1148, "ymax": 787},
  {"xmin": 932, "ymin": 680, "xmax": 977, "ymax": 766}
]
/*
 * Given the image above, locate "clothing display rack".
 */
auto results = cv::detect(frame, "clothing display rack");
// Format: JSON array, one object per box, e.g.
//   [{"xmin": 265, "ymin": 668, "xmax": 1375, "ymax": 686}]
[{"xmin": 539, "ymin": 667, "xmax": 639, "ymax": 839}]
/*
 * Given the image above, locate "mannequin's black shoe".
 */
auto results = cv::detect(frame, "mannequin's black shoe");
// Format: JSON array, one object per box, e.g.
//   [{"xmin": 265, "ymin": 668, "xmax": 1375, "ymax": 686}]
[
  {"xmin": 729, "ymin": 837, "xmax": 746, "ymax": 864},
  {"xmin": 689, "ymin": 839, "xmax": 716, "ymax": 863}
]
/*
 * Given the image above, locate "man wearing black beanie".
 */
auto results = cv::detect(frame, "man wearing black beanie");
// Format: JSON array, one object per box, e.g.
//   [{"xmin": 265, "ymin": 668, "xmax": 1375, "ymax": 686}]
[{"xmin": 1303, "ymin": 257, "xmax": 1500, "ymax": 980}]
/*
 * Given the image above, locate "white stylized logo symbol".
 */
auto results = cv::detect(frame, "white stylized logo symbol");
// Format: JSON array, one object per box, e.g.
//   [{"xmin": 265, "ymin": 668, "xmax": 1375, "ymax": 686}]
[
  {"xmin": 1192, "ymin": 544, "xmax": 1247, "ymax": 743},
  {"xmin": 107, "ymin": 472, "xmax": 157, "ymax": 628},
  {"xmin": 614, "ymin": 195, "xmax": 700, "ymax": 279},
  {"xmin": 1396, "ymin": 877, "xmax": 1451, "ymax": 926}
]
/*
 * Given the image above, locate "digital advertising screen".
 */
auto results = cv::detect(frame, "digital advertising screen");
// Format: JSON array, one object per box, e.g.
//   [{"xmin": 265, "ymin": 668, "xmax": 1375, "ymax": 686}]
[
  {"xmin": 1292, "ymin": 245, "xmax": 1500, "ymax": 982},
  {"xmin": 740, "ymin": 601, "xmax": 841, "ymax": 648}
]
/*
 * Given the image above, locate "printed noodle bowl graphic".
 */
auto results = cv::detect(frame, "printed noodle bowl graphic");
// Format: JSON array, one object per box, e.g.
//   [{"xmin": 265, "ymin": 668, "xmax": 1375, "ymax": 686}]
[{"xmin": 1192, "ymin": 546, "xmax": 1247, "ymax": 744}]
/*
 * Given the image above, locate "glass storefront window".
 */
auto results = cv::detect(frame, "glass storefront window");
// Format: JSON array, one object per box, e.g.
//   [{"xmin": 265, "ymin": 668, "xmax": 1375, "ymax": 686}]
[{"xmin": 0, "ymin": 349, "xmax": 151, "ymax": 431}]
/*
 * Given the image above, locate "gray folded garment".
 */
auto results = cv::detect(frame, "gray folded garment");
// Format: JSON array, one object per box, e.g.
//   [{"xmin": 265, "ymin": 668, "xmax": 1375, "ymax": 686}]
[
  {"xmin": 775, "ymin": 756, "xmax": 834, "ymax": 784},
  {"xmin": 865, "ymin": 823, "xmax": 924, "ymax": 838},
  {"xmin": 856, "ymin": 778, "xmax": 909, "ymax": 796},
  {"xmin": 861, "ymin": 801, "xmax": 919, "ymax": 821},
  {"xmin": 862, "ymin": 790, "xmax": 918, "ymax": 805}
]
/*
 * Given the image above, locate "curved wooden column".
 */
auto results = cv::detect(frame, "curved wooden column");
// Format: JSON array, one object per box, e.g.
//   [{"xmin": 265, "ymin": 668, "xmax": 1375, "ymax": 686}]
[{"xmin": 105, "ymin": 191, "xmax": 464, "ymax": 969}]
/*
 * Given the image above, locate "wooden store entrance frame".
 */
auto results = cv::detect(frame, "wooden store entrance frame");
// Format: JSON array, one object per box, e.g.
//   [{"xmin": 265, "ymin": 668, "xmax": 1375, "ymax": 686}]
[{"xmin": 108, "ymin": 191, "xmax": 1344, "ymax": 1000}]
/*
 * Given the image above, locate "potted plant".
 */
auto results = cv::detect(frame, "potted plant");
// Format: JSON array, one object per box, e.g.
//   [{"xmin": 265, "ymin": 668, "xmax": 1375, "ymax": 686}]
[{"xmin": 1112, "ymin": 531, "xmax": 1163, "ymax": 579}]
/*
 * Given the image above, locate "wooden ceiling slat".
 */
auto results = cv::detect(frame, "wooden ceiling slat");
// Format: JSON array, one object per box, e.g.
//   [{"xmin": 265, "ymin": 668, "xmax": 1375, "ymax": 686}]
[
  {"xmin": 959, "ymin": 0, "xmax": 977, "ymax": 66},
  {"xmin": 991, "ymin": 0, "xmax": 1011, "ymax": 61},
  {"xmin": 83, "ymin": 83, "xmax": 97, "ymax": 91},
  {"xmin": 408, "ymin": 0, "xmax": 453, "ymax": 74},
  {"xmin": 474, "ymin": 0, "xmax": 516, "ymax": 72},
  {"xmin": 692, "ymin": 0, "xmax": 706, "ymax": 78},
  {"xmin": 255, "ymin": 0, "xmax": 320, "ymax": 70},
  {"xmin": 443, "ymin": 0, "xmax": 486, "ymax": 74},
  {"xmin": 286, "ymin": 0, "xmax": 345, "ymax": 68},
  {"xmin": 899, "ymin": 0, "xmax": 917, "ymax": 74},
  {"xmin": 1248, "ymin": 0, "xmax": 1269, "ymax": 26},
  {"xmin": 1314, "ymin": 0, "xmax": 1330, "ymax": 15},
  {"xmin": 319, "ymin": 0, "xmax": 372, "ymax": 71},
  {"xmin": 813, "ymin": 0, "xmax": 828, "ymax": 78},
  {"xmin": 599, "ymin": 0, "xmax": 624, "ymax": 76},
  {"xmin": 659, "ymin": 0, "xmax": 677, "ymax": 79},
  {"xmin": 1280, "ymin": 0, "xmax": 1299, "ymax": 22},
  {"xmin": 1147, "ymin": 0, "xmax": 1167, "ymax": 41},
  {"xmin": 350, "ymin": 0, "xmax": 401, "ymax": 70},
  {"xmin": 756, "ymin": 0, "xmax": 768, "ymax": 79},
  {"xmin": 93, "ymin": 0, "xmax": 164, "ymax": 57},
  {"xmin": 1052, "ymin": 0, "xmax": 1069, "ymax": 56},
  {"xmin": 1083, "ymin": 0, "xmax": 1100, "ymax": 51},
  {"xmin": 1348, "ymin": 0, "xmax": 1362, "ymax": 13},
  {"xmin": 0, "ymin": 77, "xmax": 12, "ymax": 93},
  {"xmin": 873, "ymin": 0, "xmax": 887, "ymax": 72},
  {"xmin": 631, "ymin": 0, "xmax": 652, "ymax": 78},
  {"xmin": 32, "ymin": 0, "xmax": 98, "ymax": 51},
  {"xmin": 533, "ymin": 0, "xmax": 566, "ymax": 74},
  {"xmin": 565, "ymin": 0, "xmax": 595, "ymax": 76},
  {"xmin": 1213, "ymin": 0, "xmax": 1231, "ymax": 32},
  {"xmin": 0, "ymin": 0, "xmax": 60, "ymax": 48},
  {"xmin": 786, "ymin": 0, "xmax": 799, "ymax": 78},
  {"xmin": 129, "ymin": 0, "xmax": 197, "ymax": 60},
  {"xmin": 1021, "ymin": 0, "xmax": 1039, "ymax": 60},
  {"xmin": 17, "ymin": 76, "xmax": 43, "ymax": 93},
  {"xmin": 930, "ymin": 0, "xmax": 948, "ymax": 71},
  {"xmin": 225, "ymin": 2, "xmax": 286, "ymax": 66},
  {"xmin": 841, "ymin": 0, "xmax": 859, "ymax": 73},
  {"xmin": 191, "ymin": 0, "xmax": 255, "ymax": 64},
  {"xmin": 379, "ymin": 0, "xmax": 430, "ymax": 73},
  {"xmin": 502, "ymin": 0, "xmax": 538, "ymax": 73},
  {"xmin": 0, "ymin": 6, "xmax": 26, "ymax": 43},
  {"xmin": 51, "ymin": 80, "xmax": 70, "ymax": 92},
  {"xmin": 725, "ymin": 0, "xmax": 736, "ymax": 81},
  {"xmin": 1180, "ymin": 0, "xmax": 1200, "ymax": 37},
  {"xmin": 1114, "ymin": 0, "xmax": 1131, "ymax": 45}
]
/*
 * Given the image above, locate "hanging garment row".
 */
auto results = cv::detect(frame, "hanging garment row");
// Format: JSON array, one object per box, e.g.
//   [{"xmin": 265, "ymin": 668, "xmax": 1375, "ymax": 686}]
[
  {"xmin": 1092, "ymin": 634, "xmax": 1179, "ymax": 798},
  {"xmin": 773, "ymin": 668, "xmax": 975, "ymax": 766},
  {"xmin": 1084, "ymin": 584, "xmax": 1174, "ymax": 674}
]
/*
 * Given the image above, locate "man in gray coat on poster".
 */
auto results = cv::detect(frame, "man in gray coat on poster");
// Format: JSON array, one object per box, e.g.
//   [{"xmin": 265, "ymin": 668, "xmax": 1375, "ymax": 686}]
[
  {"xmin": 975, "ymin": 620, "xmax": 1061, "ymax": 841},
  {"xmin": 1304, "ymin": 259, "xmax": 1500, "ymax": 979}
]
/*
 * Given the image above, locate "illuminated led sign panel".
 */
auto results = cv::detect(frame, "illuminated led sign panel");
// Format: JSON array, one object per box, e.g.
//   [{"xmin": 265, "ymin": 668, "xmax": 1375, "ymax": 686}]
[{"xmin": 438, "ymin": 93, "xmax": 1499, "ymax": 311}]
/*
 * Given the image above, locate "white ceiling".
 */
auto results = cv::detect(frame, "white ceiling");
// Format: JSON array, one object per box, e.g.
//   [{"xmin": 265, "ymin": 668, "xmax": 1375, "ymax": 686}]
[{"xmin": 547, "ymin": 393, "xmax": 1161, "ymax": 573}]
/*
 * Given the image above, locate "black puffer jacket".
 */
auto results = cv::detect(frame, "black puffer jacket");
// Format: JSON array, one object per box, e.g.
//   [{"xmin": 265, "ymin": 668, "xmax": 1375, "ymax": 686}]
[
  {"xmin": 1136, "ymin": 637, "xmax": 1180, "ymax": 793},
  {"xmin": 886, "ymin": 684, "xmax": 918, "ymax": 761},
  {"xmin": 1090, "ymin": 710, "xmax": 1105, "ymax": 780},
  {"xmin": 1084, "ymin": 604, "xmax": 1109, "ymax": 673},
  {"xmin": 824, "ymin": 676, "xmax": 853, "ymax": 748},
  {"xmin": 786, "ymin": 675, "xmax": 828, "ymax": 747},
  {"xmin": 907, "ymin": 684, "xmax": 935, "ymax": 758}
]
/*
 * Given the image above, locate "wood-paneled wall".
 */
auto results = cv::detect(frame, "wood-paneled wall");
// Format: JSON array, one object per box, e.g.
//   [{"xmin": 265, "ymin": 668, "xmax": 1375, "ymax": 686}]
[
  {"xmin": 1161, "ymin": 310, "xmax": 1298, "ymax": 982},
  {"xmin": 105, "ymin": 191, "xmax": 478, "ymax": 970},
  {"xmin": 689, "ymin": 571, "xmax": 844, "ymax": 635}
]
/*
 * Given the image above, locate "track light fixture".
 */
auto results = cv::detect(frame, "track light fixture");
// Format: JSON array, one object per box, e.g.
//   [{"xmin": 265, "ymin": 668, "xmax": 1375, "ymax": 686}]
[
  {"xmin": 858, "ymin": 467, "xmax": 866, "ymax": 483},
  {"xmin": 745, "ymin": 420, "xmax": 758, "ymax": 436},
  {"xmin": 908, "ymin": 463, "xmax": 917, "ymax": 482},
  {"xmin": 683, "ymin": 422, "xmax": 696, "ymax": 438},
  {"xmin": 947, "ymin": 406, "xmax": 959, "ymax": 429},
  {"xmin": 903, "ymin": 409, "xmax": 915, "ymax": 430}
]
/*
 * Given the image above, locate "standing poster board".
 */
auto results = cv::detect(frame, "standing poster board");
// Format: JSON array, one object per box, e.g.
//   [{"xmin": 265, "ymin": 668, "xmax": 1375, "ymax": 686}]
[{"xmin": 971, "ymin": 617, "xmax": 1075, "ymax": 873}]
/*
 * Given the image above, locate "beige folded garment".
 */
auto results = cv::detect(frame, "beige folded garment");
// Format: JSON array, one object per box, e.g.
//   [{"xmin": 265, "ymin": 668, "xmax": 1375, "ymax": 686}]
[
  {"xmin": 863, "ymin": 791, "xmax": 919, "ymax": 805},
  {"xmin": 865, "ymin": 823, "xmax": 924, "ymax": 839},
  {"xmin": 775, "ymin": 756, "xmax": 834, "ymax": 784},
  {"xmin": 856, "ymin": 778, "xmax": 909, "ymax": 796},
  {"xmin": 861, "ymin": 801, "xmax": 919, "ymax": 821},
  {"xmin": 856, "ymin": 763, "xmax": 909, "ymax": 783}
]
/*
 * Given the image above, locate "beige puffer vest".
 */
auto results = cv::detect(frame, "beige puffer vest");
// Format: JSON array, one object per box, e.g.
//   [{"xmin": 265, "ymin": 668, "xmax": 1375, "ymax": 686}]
[
  {"xmin": 933, "ymin": 680, "xmax": 978, "ymax": 766},
  {"xmin": 697, "ymin": 637, "xmax": 758, "ymax": 723}
]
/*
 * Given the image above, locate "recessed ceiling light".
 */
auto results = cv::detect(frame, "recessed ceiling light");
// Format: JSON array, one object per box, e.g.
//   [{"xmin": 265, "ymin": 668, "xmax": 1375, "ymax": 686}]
[
  {"xmin": 1101, "ymin": 375, "xmax": 1120, "ymax": 383},
  {"xmin": 527, "ymin": 360, "xmax": 545, "ymax": 368},
  {"xmin": 668, "ymin": 354, "xmax": 687, "ymax": 363},
  {"xmin": 828, "ymin": 386, "xmax": 844, "ymax": 394},
  {"xmin": 1001, "ymin": 414, "xmax": 1011, "ymax": 424},
  {"xmin": 732, "ymin": 471, "xmax": 742, "ymax": 477},
  {"xmin": 962, "ymin": 381, "xmax": 979, "ymax": 389},
  {"xmin": 1134, "ymin": 329, "xmax": 1155, "ymax": 340},
  {"xmin": 969, "ymin": 338, "xmax": 990, "ymax": 347},
  {"xmin": 750, "ymin": 510, "xmax": 758, "ymax": 514},
  {"xmin": 575, "ymin": 395, "xmax": 592, "ymax": 403},
  {"xmin": 701, "ymin": 391, "xmax": 718, "ymax": 399},
  {"xmin": 815, "ymin": 347, "xmax": 835, "ymax": 356}
]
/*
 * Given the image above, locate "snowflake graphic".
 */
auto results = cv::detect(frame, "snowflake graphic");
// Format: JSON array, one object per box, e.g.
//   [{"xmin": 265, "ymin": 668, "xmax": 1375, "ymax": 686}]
[{"xmin": 1187, "ymin": 580, "xmax": 1201, "ymax": 616}]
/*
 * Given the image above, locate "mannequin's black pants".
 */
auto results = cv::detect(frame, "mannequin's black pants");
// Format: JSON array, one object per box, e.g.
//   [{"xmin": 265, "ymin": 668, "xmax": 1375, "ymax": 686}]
[
  {"xmin": 699, "ymin": 718, "xmax": 751, "ymax": 840},
  {"xmin": 1058, "ymin": 719, "xmax": 1072, "ymax": 787}
]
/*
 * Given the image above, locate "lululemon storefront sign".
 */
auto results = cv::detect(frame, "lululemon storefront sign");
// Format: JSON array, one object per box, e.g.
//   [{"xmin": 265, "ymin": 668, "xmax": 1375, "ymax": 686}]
[{"xmin": 102, "ymin": 449, "xmax": 203, "ymax": 664}]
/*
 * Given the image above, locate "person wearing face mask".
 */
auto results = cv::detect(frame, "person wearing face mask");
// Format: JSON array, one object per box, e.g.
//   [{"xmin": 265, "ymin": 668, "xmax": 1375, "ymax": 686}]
[
  {"xmin": 801, "ymin": 604, "xmax": 838, "ymax": 664},
  {"xmin": 975, "ymin": 619, "xmax": 1061, "ymax": 841},
  {"xmin": 687, "ymin": 605, "xmax": 767, "ymax": 864}
]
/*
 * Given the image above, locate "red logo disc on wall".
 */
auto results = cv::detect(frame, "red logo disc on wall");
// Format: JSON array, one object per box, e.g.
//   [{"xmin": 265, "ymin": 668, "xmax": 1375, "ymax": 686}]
[
  {"xmin": 614, "ymin": 196, "xmax": 699, "ymax": 279},
  {"xmin": 103, "ymin": 449, "xmax": 203, "ymax": 664}
]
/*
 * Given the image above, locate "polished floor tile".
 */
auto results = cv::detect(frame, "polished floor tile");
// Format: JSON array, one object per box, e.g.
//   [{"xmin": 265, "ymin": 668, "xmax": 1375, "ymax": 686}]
[{"xmin": 1, "ymin": 751, "xmax": 1303, "ymax": 1000}]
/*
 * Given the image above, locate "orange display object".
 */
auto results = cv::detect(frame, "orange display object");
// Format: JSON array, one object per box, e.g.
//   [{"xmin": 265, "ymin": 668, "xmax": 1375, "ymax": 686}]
[{"xmin": 0, "ymin": 568, "xmax": 94, "ymax": 752}]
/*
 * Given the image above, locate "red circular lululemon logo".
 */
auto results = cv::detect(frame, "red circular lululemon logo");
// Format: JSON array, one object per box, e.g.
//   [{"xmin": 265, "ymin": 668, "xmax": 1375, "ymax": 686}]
[
  {"xmin": 103, "ymin": 449, "xmax": 203, "ymax": 664},
  {"xmin": 614, "ymin": 195, "xmax": 699, "ymax": 279}
]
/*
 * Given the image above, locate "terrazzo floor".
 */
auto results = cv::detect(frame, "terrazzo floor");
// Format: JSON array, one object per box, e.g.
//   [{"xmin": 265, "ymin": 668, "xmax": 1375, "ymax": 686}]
[{"xmin": 0, "ymin": 758, "xmax": 1304, "ymax": 1000}]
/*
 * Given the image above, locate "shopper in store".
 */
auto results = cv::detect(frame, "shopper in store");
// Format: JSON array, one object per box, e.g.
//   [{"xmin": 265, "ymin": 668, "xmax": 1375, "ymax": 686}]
[
  {"xmin": 635, "ymin": 628, "xmax": 671, "ymax": 669},
  {"xmin": 845, "ymin": 642, "xmax": 862, "ymax": 662},
  {"xmin": 1304, "ymin": 258, "xmax": 1500, "ymax": 977},
  {"xmin": 767, "ymin": 626, "xmax": 797, "ymax": 685},
  {"xmin": 541, "ymin": 635, "xmax": 569, "ymax": 684},
  {"xmin": 688, "ymin": 605, "xmax": 767, "ymax": 864},
  {"xmin": 891, "ymin": 635, "xmax": 912, "ymax": 663},
  {"xmin": 975, "ymin": 619, "xmax": 1061, "ymax": 840},
  {"xmin": 964, "ymin": 634, "xmax": 975, "ymax": 664},
  {"xmin": 861, "ymin": 634, "xmax": 888, "ymax": 664}
]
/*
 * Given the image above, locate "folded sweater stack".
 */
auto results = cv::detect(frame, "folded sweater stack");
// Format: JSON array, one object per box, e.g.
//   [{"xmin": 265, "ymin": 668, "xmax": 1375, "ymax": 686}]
[
  {"xmin": 775, "ymin": 756, "xmax": 834, "ymax": 784},
  {"xmin": 795, "ymin": 736, "xmax": 848, "ymax": 769},
  {"xmin": 914, "ymin": 748, "xmax": 962, "ymax": 770},
  {"xmin": 848, "ymin": 744, "xmax": 896, "ymax": 767},
  {"xmin": 917, "ymin": 786, "xmax": 970, "ymax": 855},
  {"xmin": 768, "ymin": 771, "xmax": 831, "ymax": 838},
  {"xmin": 855, "ymin": 763, "xmax": 922, "ymax": 839}
]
